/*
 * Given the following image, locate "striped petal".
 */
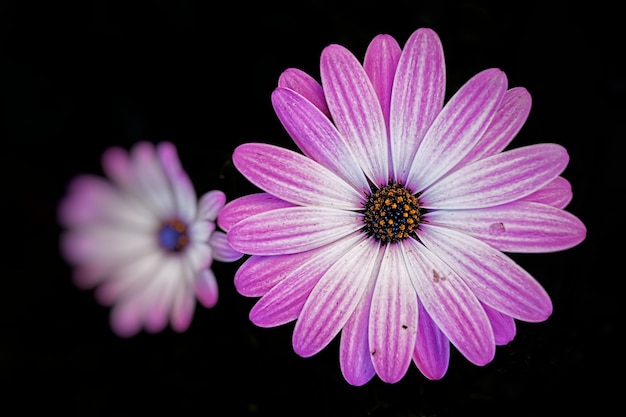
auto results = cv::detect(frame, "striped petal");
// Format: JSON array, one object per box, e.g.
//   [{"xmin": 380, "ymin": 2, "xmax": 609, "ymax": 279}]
[
  {"xmin": 218, "ymin": 192, "xmax": 295, "ymax": 232},
  {"xmin": 420, "ymin": 224, "xmax": 552, "ymax": 321},
  {"xmin": 368, "ymin": 245, "xmax": 418, "ymax": 383},
  {"xmin": 406, "ymin": 68, "xmax": 507, "ymax": 191},
  {"xmin": 363, "ymin": 33, "xmax": 402, "ymax": 129},
  {"xmin": 249, "ymin": 234, "xmax": 362, "ymax": 327},
  {"xmin": 522, "ymin": 176, "xmax": 573, "ymax": 209},
  {"xmin": 457, "ymin": 87, "xmax": 532, "ymax": 167},
  {"xmin": 272, "ymin": 87, "xmax": 370, "ymax": 193},
  {"xmin": 278, "ymin": 67, "xmax": 330, "ymax": 117},
  {"xmin": 233, "ymin": 143, "xmax": 363, "ymax": 210},
  {"xmin": 390, "ymin": 28, "xmax": 446, "ymax": 182},
  {"xmin": 402, "ymin": 239, "xmax": 495, "ymax": 365},
  {"xmin": 321, "ymin": 44, "xmax": 389, "ymax": 186},
  {"xmin": 428, "ymin": 201, "xmax": 587, "ymax": 253},
  {"xmin": 413, "ymin": 302, "xmax": 450, "ymax": 380},
  {"xmin": 293, "ymin": 237, "xmax": 381, "ymax": 357},
  {"xmin": 423, "ymin": 143, "xmax": 569, "ymax": 209},
  {"xmin": 227, "ymin": 206, "xmax": 362, "ymax": 255},
  {"xmin": 339, "ymin": 269, "xmax": 377, "ymax": 386}
]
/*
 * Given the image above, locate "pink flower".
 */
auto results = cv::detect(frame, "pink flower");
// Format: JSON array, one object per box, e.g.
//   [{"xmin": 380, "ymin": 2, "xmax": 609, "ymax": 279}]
[
  {"xmin": 218, "ymin": 28, "xmax": 586, "ymax": 385},
  {"xmin": 59, "ymin": 141, "xmax": 242, "ymax": 337}
]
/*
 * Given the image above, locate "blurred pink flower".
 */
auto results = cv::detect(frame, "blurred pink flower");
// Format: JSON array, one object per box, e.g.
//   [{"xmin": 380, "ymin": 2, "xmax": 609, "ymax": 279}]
[
  {"xmin": 59, "ymin": 141, "xmax": 242, "ymax": 337},
  {"xmin": 218, "ymin": 28, "xmax": 586, "ymax": 384}
]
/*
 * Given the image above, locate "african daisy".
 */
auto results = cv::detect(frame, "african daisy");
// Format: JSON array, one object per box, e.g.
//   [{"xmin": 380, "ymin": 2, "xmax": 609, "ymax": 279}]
[
  {"xmin": 59, "ymin": 141, "xmax": 243, "ymax": 337},
  {"xmin": 218, "ymin": 28, "xmax": 586, "ymax": 385}
]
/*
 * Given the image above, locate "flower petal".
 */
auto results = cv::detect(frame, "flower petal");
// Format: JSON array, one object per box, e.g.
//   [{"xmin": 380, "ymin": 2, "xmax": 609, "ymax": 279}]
[
  {"xmin": 209, "ymin": 231, "xmax": 243, "ymax": 263},
  {"xmin": 195, "ymin": 268, "xmax": 219, "ymax": 308},
  {"xmin": 483, "ymin": 304, "xmax": 516, "ymax": 345},
  {"xmin": 235, "ymin": 251, "xmax": 322, "ymax": 297},
  {"xmin": 390, "ymin": 28, "xmax": 445, "ymax": 182},
  {"xmin": 420, "ymin": 224, "xmax": 552, "ymax": 321},
  {"xmin": 170, "ymin": 283, "xmax": 195, "ymax": 333},
  {"xmin": 407, "ymin": 68, "xmax": 508, "ymax": 191},
  {"xmin": 339, "ymin": 270, "xmax": 377, "ymax": 386},
  {"xmin": 58, "ymin": 175, "xmax": 154, "ymax": 229},
  {"xmin": 428, "ymin": 201, "xmax": 587, "ymax": 253},
  {"xmin": 249, "ymin": 233, "xmax": 362, "ymax": 326},
  {"xmin": 402, "ymin": 239, "xmax": 495, "ymax": 366},
  {"xmin": 218, "ymin": 192, "xmax": 295, "ymax": 232},
  {"xmin": 363, "ymin": 33, "xmax": 402, "ymax": 129},
  {"xmin": 369, "ymin": 245, "xmax": 418, "ymax": 383},
  {"xmin": 233, "ymin": 143, "xmax": 363, "ymax": 209},
  {"xmin": 272, "ymin": 87, "xmax": 370, "ymax": 194},
  {"xmin": 457, "ymin": 87, "xmax": 532, "ymax": 167},
  {"xmin": 227, "ymin": 206, "xmax": 361, "ymax": 255},
  {"xmin": 129, "ymin": 141, "xmax": 178, "ymax": 218},
  {"xmin": 321, "ymin": 44, "xmax": 389, "ymax": 185},
  {"xmin": 522, "ymin": 176, "xmax": 573, "ymax": 209},
  {"xmin": 423, "ymin": 143, "xmax": 569, "ymax": 209},
  {"xmin": 197, "ymin": 190, "xmax": 226, "ymax": 221},
  {"xmin": 157, "ymin": 142, "xmax": 197, "ymax": 222},
  {"xmin": 293, "ymin": 237, "xmax": 381, "ymax": 357},
  {"xmin": 278, "ymin": 67, "xmax": 330, "ymax": 117},
  {"xmin": 413, "ymin": 302, "xmax": 450, "ymax": 380}
]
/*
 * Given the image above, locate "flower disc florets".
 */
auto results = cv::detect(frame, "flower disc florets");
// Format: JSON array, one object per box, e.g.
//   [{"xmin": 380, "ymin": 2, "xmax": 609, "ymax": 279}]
[
  {"xmin": 362, "ymin": 182, "xmax": 421, "ymax": 245},
  {"xmin": 158, "ymin": 219, "xmax": 189, "ymax": 252}
]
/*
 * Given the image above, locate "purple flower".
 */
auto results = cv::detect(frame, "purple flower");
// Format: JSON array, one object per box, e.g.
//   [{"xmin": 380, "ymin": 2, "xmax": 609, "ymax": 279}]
[
  {"xmin": 218, "ymin": 28, "xmax": 586, "ymax": 385},
  {"xmin": 59, "ymin": 141, "xmax": 243, "ymax": 337}
]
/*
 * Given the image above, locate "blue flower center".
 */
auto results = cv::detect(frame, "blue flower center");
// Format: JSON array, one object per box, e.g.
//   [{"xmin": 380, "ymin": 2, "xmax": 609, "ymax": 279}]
[
  {"xmin": 158, "ymin": 219, "xmax": 189, "ymax": 252},
  {"xmin": 362, "ymin": 182, "xmax": 422, "ymax": 245}
]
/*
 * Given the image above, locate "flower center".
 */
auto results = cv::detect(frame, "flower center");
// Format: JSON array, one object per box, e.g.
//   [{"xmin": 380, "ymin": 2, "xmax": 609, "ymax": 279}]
[
  {"xmin": 362, "ymin": 182, "xmax": 421, "ymax": 245},
  {"xmin": 158, "ymin": 219, "xmax": 189, "ymax": 252}
]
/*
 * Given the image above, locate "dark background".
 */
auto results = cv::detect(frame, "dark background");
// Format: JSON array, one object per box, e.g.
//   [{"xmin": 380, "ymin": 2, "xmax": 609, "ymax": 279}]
[{"xmin": 2, "ymin": 1, "xmax": 622, "ymax": 416}]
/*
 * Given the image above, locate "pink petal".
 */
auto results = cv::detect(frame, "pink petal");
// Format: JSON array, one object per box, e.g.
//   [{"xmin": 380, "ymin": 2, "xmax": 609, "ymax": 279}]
[
  {"xmin": 234, "ymin": 251, "xmax": 323, "ymax": 297},
  {"xmin": 249, "ymin": 262, "xmax": 324, "ymax": 327},
  {"xmin": 227, "ymin": 206, "xmax": 362, "ymax": 255},
  {"xmin": 483, "ymin": 304, "xmax": 516, "ymax": 345},
  {"xmin": 217, "ymin": 193, "xmax": 295, "ymax": 232},
  {"xmin": 423, "ymin": 143, "xmax": 569, "ymax": 209},
  {"xmin": 170, "ymin": 284, "xmax": 195, "ymax": 333},
  {"xmin": 407, "ymin": 68, "xmax": 508, "ymax": 191},
  {"xmin": 522, "ymin": 176, "xmax": 573, "ymax": 209},
  {"xmin": 110, "ymin": 300, "xmax": 143, "ymax": 338},
  {"xmin": 197, "ymin": 189, "xmax": 226, "ymax": 221},
  {"xmin": 413, "ymin": 302, "xmax": 450, "ymax": 380},
  {"xmin": 195, "ymin": 268, "xmax": 219, "ymax": 308},
  {"xmin": 233, "ymin": 143, "xmax": 363, "ymax": 210},
  {"xmin": 209, "ymin": 231, "xmax": 243, "ymax": 263},
  {"xmin": 321, "ymin": 44, "xmax": 389, "ymax": 185},
  {"xmin": 457, "ymin": 87, "xmax": 532, "ymax": 167},
  {"xmin": 157, "ymin": 142, "xmax": 197, "ymax": 222},
  {"xmin": 130, "ymin": 141, "xmax": 177, "ymax": 218},
  {"xmin": 390, "ymin": 28, "xmax": 446, "ymax": 182},
  {"xmin": 368, "ymin": 245, "xmax": 418, "ymax": 383},
  {"xmin": 58, "ymin": 175, "xmax": 154, "ymax": 229},
  {"xmin": 363, "ymin": 33, "xmax": 402, "ymax": 129},
  {"xmin": 249, "ymin": 233, "xmax": 362, "ymax": 326},
  {"xmin": 292, "ymin": 238, "xmax": 381, "ymax": 357},
  {"xmin": 271, "ymin": 87, "xmax": 370, "ymax": 194},
  {"xmin": 339, "ymin": 269, "xmax": 377, "ymax": 386},
  {"xmin": 402, "ymin": 239, "xmax": 495, "ymax": 366},
  {"xmin": 428, "ymin": 201, "xmax": 587, "ymax": 253},
  {"xmin": 277, "ymin": 67, "xmax": 330, "ymax": 117},
  {"xmin": 92, "ymin": 250, "xmax": 162, "ymax": 306},
  {"xmin": 420, "ymin": 224, "xmax": 552, "ymax": 322}
]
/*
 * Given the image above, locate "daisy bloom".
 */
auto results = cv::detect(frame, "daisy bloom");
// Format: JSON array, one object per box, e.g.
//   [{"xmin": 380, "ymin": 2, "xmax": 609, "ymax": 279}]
[
  {"xmin": 218, "ymin": 28, "xmax": 586, "ymax": 385},
  {"xmin": 58, "ymin": 141, "xmax": 243, "ymax": 337}
]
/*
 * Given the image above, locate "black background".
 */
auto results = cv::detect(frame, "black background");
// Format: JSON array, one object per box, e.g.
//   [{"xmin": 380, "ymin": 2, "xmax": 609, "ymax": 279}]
[{"xmin": 2, "ymin": 1, "xmax": 622, "ymax": 416}]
